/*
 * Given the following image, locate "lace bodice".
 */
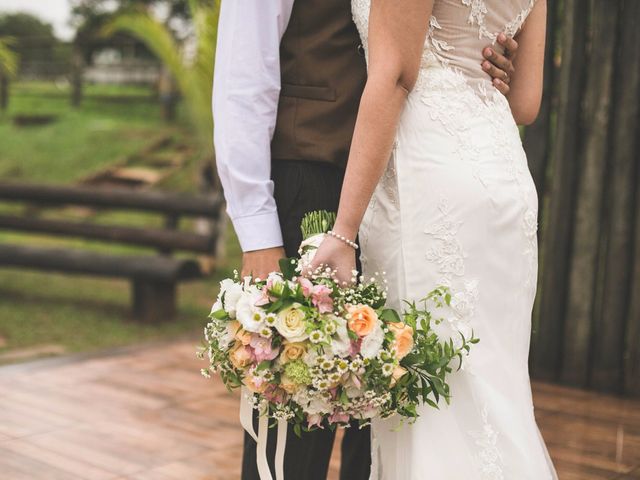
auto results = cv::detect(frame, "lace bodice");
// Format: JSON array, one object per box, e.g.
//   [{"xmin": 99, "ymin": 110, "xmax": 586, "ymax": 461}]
[{"xmin": 351, "ymin": 0, "xmax": 536, "ymax": 94}]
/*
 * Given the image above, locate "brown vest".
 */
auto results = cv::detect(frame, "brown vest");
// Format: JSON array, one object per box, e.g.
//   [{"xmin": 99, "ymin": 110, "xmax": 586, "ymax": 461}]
[{"xmin": 270, "ymin": 0, "xmax": 367, "ymax": 168}]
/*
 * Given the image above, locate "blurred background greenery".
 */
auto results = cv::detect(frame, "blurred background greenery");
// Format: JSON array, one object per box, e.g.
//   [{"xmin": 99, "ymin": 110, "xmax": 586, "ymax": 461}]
[{"xmin": 0, "ymin": 0, "xmax": 238, "ymax": 363}]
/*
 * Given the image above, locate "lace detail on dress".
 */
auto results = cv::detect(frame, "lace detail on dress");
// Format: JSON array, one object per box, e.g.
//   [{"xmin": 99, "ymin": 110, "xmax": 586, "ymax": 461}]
[
  {"xmin": 462, "ymin": 0, "xmax": 538, "ymax": 42},
  {"xmin": 469, "ymin": 406, "xmax": 505, "ymax": 479},
  {"xmin": 424, "ymin": 196, "xmax": 466, "ymax": 286}
]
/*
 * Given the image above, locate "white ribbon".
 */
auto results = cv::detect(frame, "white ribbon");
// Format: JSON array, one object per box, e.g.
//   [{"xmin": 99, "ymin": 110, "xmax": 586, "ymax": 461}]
[{"xmin": 240, "ymin": 388, "xmax": 287, "ymax": 480}]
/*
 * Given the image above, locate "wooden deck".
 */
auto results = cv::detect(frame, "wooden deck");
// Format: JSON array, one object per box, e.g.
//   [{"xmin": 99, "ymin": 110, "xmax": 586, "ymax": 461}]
[{"xmin": 0, "ymin": 339, "xmax": 638, "ymax": 480}]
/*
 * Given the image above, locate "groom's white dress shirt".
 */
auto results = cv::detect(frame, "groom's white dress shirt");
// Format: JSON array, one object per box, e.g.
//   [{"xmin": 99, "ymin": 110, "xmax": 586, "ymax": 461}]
[{"xmin": 213, "ymin": 0, "xmax": 296, "ymax": 252}]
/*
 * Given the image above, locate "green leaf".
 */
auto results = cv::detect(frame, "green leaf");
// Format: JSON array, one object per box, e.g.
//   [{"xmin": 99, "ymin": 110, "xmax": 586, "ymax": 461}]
[
  {"xmin": 380, "ymin": 308, "xmax": 402, "ymax": 324},
  {"xmin": 279, "ymin": 257, "xmax": 297, "ymax": 280},
  {"xmin": 210, "ymin": 308, "xmax": 228, "ymax": 320},
  {"xmin": 256, "ymin": 361, "xmax": 271, "ymax": 371}
]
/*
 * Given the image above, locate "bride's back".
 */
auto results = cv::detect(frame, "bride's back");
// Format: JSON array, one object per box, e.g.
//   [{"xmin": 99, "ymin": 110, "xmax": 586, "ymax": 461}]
[{"xmin": 426, "ymin": 0, "xmax": 537, "ymax": 88}]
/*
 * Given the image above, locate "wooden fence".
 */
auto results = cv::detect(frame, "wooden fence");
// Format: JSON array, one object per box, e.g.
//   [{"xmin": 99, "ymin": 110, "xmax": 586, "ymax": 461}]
[{"xmin": 525, "ymin": 0, "xmax": 640, "ymax": 396}]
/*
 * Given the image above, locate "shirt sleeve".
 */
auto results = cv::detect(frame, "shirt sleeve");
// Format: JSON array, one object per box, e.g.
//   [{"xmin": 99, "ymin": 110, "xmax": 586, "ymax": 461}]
[{"xmin": 212, "ymin": 0, "xmax": 295, "ymax": 252}]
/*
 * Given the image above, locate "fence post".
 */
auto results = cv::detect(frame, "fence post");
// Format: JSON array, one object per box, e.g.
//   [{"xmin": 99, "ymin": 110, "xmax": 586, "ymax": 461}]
[
  {"xmin": 0, "ymin": 72, "xmax": 8, "ymax": 112},
  {"xmin": 592, "ymin": 0, "xmax": 640, "ymax": 392},
  {"xmin": 71, "ymin": 47, "xmax": 84, "ymax": 107},
  {"xmin": 561, "ymin": 0, "xmax": 618, "ymax": 388},
  {"xmin": 531, "ymin": 0, "xmax": 589, "ymax": 381}
]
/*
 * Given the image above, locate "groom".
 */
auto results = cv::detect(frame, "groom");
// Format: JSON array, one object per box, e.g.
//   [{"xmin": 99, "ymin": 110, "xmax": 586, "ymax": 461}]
[{"xmin": 212, "ymin": 1, "xmax": 519, "ymax": 478}]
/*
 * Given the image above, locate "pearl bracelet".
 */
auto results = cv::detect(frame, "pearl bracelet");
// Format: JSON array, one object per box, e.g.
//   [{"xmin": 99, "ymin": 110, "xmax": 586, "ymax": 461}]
[{"xmin": 327, "ymin": 230, "xmax": 358, "ymax": 250}]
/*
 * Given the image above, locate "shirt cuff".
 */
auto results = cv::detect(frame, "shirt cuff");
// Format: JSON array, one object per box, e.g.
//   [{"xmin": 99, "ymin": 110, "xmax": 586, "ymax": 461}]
[{"xmin": 232, "ymin": 211, "xmax": 284, "ymax": 252}]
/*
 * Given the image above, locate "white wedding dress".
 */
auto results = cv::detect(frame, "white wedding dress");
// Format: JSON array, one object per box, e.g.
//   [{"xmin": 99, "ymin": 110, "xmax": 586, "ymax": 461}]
[{"xmin": 352, "ymin": 1, "xmax": 558, "ymax": 479}]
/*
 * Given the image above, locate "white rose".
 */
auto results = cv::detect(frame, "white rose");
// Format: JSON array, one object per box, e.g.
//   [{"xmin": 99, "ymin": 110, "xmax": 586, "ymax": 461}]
[
  {"xmin": 275, "ymin": 304, "xmax": 309, "ymax": 342},
  {"xmin": 304, "ymin": 393, "xmax": 332, "ymax": 415},
  {"xmin": 219, "ymin": 279, "xmax": 243, "ymax": 318},
  {"xmin": 343, "ymin": 374, "xmax": 364, "ymax": 398},
  {"xmin": 360, "ymin": 322, "xmax": 384, "ymax": 359},
  {"xmin": 236, "ymin": 287, "xmax": 265, "ymax": 333},
  {"xmin": 297, "ymin": 233, "xmax": 325, "ymax": 271},
  {"xmin": 328, "ymin": 315, "xmax": 351, "ymax": 358},
  {"xmin": 218, "ymin": 321, "xmax": 237, "ymax": 350},
  {"xmin": 302, "ymin": 348, "xmax": 319, "ymax": 366}
]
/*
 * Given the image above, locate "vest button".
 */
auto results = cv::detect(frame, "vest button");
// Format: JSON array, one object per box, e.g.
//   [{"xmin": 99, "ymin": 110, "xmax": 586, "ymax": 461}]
[{"xmin": 357, "ymin": 44, "xmax": 365, "ymax": 57}]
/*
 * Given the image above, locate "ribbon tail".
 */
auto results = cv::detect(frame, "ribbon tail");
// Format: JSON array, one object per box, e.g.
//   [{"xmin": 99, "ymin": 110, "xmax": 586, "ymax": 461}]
[
  {"xmin": 275, "ymin": 419, "xmax": 287, "ymax": 480},
  {"xmin": 257, "ymin": 415, "xmax": 273, "ymax": 480},
  {"xmin": 240, "ymin": 387, "xmax": 258, "ymax": 442}
]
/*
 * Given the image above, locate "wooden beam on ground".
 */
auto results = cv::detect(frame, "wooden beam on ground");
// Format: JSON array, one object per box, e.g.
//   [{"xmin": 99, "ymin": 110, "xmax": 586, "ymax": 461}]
[
  {"xmin": 0, "ymin": 215, "xmax": 216, "ymax": 254},
  {"xmin": 0, "ymin": 182, "xmax": 223, "ymax": 218},
  {"xmin": 0, "ymin": 244, "xmax": 202, "ymax": 282}
]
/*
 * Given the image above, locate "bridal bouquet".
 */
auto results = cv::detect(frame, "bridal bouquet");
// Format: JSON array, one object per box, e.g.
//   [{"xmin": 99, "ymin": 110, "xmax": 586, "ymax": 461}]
[{"xmin": 199, "ymin": 211, "xmax": 478, "ymax": 435}]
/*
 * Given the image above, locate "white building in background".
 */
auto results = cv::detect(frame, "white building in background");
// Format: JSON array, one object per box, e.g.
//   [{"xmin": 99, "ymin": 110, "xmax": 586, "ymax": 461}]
[{"xmin": 84, "ymin": 49, "xmax": 160, "ymax": 85}]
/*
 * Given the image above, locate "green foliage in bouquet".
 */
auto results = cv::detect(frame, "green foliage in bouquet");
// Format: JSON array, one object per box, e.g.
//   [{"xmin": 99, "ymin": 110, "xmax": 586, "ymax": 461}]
[{"xmin": 300, "ymin": 210, "xmax": 336, "ymax": 240}]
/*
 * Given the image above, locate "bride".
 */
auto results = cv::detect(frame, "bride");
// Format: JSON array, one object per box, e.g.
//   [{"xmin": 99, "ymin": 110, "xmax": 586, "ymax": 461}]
[{"xmin": 310, "ymin": 0, "xmax": 557, "ymax": 478}]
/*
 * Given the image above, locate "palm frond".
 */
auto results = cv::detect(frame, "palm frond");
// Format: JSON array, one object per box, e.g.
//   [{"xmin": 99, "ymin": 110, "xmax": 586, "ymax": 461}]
[{"xmin": 103, "ymin": 3, "xmax": 221, "ymax": 150}]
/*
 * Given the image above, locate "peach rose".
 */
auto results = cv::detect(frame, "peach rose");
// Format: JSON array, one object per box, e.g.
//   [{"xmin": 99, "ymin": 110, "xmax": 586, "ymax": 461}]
[
  {"xmin": 229, "ymin": 344, "xmax": 253, "ymax": 370},
  {"xmin": 279, "ymin": 374, "xmax": 299, "ymax": 394},
  {"xmin": 244, "ymin": 371, "xmax": 267, "ymax": 393},
  {"xmin": 227, "ymin": 320, "xmax": 252, "ymax": 346},
  {"xmin": 347, "ymin": 304, "xmax": 379, "ymax": 337},
  {"xmin": 388, "ymin": 322, "xmax": 414, "ymax": 359},
  {"xmin": 389, "ymin": 365, "xmax": 408, "ymax": 387},
  {"xmin": 281, "ymin": 342, "xmax": 307, "ymax": 363}
]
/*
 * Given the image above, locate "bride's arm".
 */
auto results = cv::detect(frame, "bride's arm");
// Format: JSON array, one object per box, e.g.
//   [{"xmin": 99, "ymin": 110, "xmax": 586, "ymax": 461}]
[
  {"xmin": 505, "ymin": 0, "xmax": 547, "ymax": 125},
  {"xmin": 309, "ymin": 0, "xmax": 433, "ymax": 282}
]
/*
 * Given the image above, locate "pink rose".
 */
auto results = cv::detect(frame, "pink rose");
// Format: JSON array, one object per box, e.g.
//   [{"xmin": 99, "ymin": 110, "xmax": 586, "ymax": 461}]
[
  {"xmin": 263, "ymin": 384, "xmax": 287, "ymax": 404},
  {"xmin": 250, "ymin": 336, "xmax": 279, "ymax": 362},
  {"xmin": 349, "ymin": 339, "xmax": 361, "ymax": 357},
  {"xmin": 311, "ymin": 285, "xmax": 333, "ymax": 314},
  {"xmin": 254, "ymin": 286, "xmax": 270, "ymax": 306},
  {"xmin": 307, "ymin": 413, "xmax": 324, "ymax": 429},
  {"xmin": 298, "ymin": 277, "xmax": 314, "ymax": 298},
  {"xmin": 328, "ymin": 411, "xmax": 350, "ymax": 425}
]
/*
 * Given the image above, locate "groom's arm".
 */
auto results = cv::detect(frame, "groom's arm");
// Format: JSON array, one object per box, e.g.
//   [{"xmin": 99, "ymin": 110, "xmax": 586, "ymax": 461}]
[{"xmin": 213, "ymin": 0, "xmax": 295, "ymax": 277}]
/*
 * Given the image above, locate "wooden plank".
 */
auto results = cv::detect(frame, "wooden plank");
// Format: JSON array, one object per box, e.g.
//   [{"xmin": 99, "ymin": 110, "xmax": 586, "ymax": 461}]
[
  {"xmin": 531, "ymin": 0, "xmax": 589, "ymax": 380},
  {"xmin": 0, "ymin": 214, "xmax": 216, "ymax": 253},
  {"xmin": 0, "ymin": 181, "xmax": 223, "ymax": 218},
  {"xmin": 0, "ymin": 244, "xmax": 202, "ymax": 282},
  {"xmin": 561, "ymin": 0, "xmax": 619, "ymax": 387},
  {"xmin": 1, "ymin": 439, "xmax": 116, "ymax": 480},
  {"xmin": 592, "ymin": 0, "xmax": 640, "ymax": 392}
]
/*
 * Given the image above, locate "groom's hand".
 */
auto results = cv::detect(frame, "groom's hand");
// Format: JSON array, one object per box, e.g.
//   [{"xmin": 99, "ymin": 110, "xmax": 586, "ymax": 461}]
[
  {"xmin": 482, "ymin": 33, "xmax": 519, "ymax": 95},
  {"xmin": 241, "ymin": 247, "xmax": 286, "ymax": 280}
]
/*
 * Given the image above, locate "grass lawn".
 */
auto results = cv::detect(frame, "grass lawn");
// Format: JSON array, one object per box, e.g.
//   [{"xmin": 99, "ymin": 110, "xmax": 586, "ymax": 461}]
[{"xmin": 0, "ymin": 81, "xmax": 240, "ymax": 363}]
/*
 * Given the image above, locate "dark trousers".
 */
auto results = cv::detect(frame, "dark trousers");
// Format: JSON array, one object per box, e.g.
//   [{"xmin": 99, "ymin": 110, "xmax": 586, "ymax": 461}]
[{"xmin": 241, "ymin": 160, "xmax": 371, "ymax": 480}]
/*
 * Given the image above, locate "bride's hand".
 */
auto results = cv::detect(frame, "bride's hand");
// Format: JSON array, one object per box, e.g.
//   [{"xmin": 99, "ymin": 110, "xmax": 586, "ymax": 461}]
[{"xmin": 307, "ymin": 236, "xmax": 357, "ymax": 286}]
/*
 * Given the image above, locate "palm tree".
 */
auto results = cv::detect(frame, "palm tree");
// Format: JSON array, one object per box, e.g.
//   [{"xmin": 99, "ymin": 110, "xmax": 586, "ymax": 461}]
[
  {"xmin": 103, "ymin": 0, "xmax": 221, "ymax": 151},
  {"xmin": 0, "ymin": 37, "xmax": 18, "ymax": 111}
]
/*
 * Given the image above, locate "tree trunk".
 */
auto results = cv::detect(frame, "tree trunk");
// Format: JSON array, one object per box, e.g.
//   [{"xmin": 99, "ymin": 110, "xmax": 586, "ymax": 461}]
[
  {"xmin": 523, "ymin": 0, "xmax": 559, "ymax": 198},
  {"xmin": 531, "ymin": 0, "xmax": 589, "ymax": 380},
  {"xmin": 592, "ymin": 0, "xmax": 640, "ymax": 392},
  {"xmin": 0, "ymin": 73, "xmax": 8, "ymax": 112},
  {"xmin": 561, "ymin": 0, "xmax": 618, "ymax": 387},
  {"xmin": 626, "ymin": 154, "xmax": 640, "ymax": 396},
  {"xmin": 71, "ymin": 48, "xmax": 84, "ymax": 108},
  {"xmin": 158, "ymin": 67, "xmax": 177, "ymax": 122}
]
